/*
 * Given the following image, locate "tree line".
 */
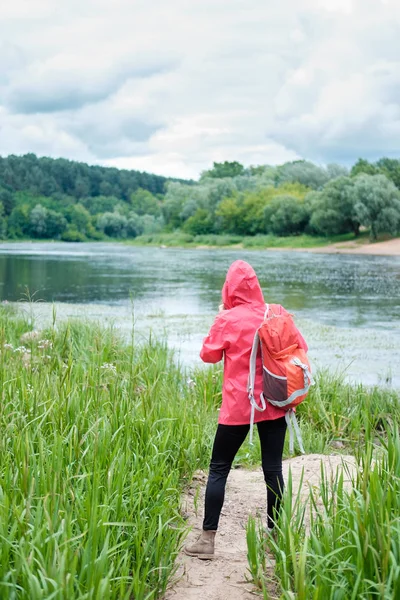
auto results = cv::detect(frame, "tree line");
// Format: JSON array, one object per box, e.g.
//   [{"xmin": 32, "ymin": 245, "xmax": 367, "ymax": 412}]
[{"xmin": 0, "ymin": 154, "xmax": 400, "ymax": 242}]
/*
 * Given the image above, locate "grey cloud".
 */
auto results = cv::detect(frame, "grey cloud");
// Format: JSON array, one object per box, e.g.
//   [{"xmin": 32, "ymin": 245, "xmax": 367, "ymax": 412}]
[
  {"xmin": 1, "ymin": 0, "xmax": 400, "ymax": 177},
  {"xmin": 63, "ymin": 97, "xmax": 164, "ymax": 159},
  {"xmin": 269, "ymin": 114, "xmax": 400, "ymax": 165},
  {"xmin": 81, "ymin": 120, "xmax": 162, "ymax": 159},
  {"xmin": 6, "ymin": 61, "xmax": 175, "ymax": 114},
  {"xmin": 88, "ymin": 140, "xmax": 152, "ymax": 160},
  {"xmin": 0, "ymin": 42, "xmax": 27, "ymax": 85}
]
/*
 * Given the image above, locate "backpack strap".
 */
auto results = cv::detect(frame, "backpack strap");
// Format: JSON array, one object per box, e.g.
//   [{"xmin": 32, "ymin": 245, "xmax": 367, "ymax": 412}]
[
  {"xmin": 248, "ymin": 305, "xmax": 269, "ymax": 398},
  {"xmin": 285, "ymin": 409, "xmax": 305, "ymax": 454},
  {"xmin": 248, "ymin": 307, "xmax": 269, "ymax": 445},
  {"xmin": 263, "ymin": 303, "xmax": 270, "ymax": 320}
]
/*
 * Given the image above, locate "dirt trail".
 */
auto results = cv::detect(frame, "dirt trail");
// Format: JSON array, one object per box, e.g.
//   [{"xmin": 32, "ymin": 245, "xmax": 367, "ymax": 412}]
[{"xmin": 165, "ymin": 454, "xmax": 357, "ymax": 600}]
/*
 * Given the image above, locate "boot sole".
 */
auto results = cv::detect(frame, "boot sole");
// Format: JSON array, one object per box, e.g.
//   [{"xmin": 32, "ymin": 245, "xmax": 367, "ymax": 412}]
[{"xmin": 183, "ymin": 548, "xmax": 214, "ymax": 560}]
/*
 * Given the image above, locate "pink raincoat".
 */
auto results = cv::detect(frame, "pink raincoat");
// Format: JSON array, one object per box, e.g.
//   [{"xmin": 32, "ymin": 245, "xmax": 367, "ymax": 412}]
[{"xmin": 200, "ymin": 260, "xmax": 308, "ymax": 425}]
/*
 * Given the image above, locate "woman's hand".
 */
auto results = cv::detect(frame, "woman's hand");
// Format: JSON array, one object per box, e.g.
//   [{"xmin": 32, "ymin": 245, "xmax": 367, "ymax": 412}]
[{"xmin": 218, "ymin": 303, "xmax": 225, "ymax": 312}]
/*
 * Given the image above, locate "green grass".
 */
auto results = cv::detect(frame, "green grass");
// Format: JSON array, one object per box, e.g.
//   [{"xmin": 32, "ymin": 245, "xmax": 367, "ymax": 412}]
[
  {"xmin": 128, "ymin": 231, "xmax": 371, "ymax": 250},
  {"xmin": 3, "ymin": 230, "xmax": 393, "ymax": 251},
  {"xmin": 0, "ymin": 306, "xmax": 219, "ymax": 599},
  {"xmin": 1, "ymin": 305, "xmax": 399, "ymax": 598},
  {"xmin": 246, "ymin": 388, "xmax": 400, "ymax": 599}
]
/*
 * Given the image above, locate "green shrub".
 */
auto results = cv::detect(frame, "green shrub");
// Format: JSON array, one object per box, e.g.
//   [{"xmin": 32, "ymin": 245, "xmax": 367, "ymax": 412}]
[{"xmin": 61, "ymin": 228, "xmax": 86, "ymax": 242}]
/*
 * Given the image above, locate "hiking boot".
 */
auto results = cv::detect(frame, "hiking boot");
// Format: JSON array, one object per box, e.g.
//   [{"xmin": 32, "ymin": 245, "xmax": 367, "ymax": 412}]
[{"xmin": 184, "ymin": 530, "xmax": 216, "ymax": 559}]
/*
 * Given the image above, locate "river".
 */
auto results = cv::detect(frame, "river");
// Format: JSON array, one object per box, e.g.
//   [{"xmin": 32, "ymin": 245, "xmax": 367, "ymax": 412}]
[{"xmin": 0, "ymin": 242, "xmax": 399, "ymax": 387}]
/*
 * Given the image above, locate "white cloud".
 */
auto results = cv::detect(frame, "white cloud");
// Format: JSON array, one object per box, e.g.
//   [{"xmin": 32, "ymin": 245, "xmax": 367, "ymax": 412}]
[{"xmin": 0, "ymin": 0, "xmax": 399, "ymax": 177}]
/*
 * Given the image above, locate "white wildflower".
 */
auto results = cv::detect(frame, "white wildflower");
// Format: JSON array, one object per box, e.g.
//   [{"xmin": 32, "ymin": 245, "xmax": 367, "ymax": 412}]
[
  {"xmin": 100, "ymin": 363, "xmax": 117, "ymax": 375},
  {"xmin": 27, "ymin": 384, "xmax": 33, "ymax": 394},
  {"xmin": 14, "ymin": 346, "xmax": 28, "ymax": 354},
  {"xmin": 22, "ymin": 353, "xmax": 31, "ymax": 368},
  {"xmin": 38, "ymin": 339, "xmax": 53, "ymax": 350},
  {"xmin": 3, "ymin": 343, "xmax": 13, "ymax": 350},
  {"xmin": 187, "ymin": 377, "xmax": 197, "ymax": 389},
  {"xmin": 20, "ymin": 330, "xmax": 42, "ymax": 343}
]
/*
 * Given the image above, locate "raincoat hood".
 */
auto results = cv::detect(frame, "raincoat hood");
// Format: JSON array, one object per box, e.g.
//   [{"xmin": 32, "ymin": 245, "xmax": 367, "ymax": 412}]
[{"xmin": 222, "ymin": 260, "xmax": 265, "ymax": 309}]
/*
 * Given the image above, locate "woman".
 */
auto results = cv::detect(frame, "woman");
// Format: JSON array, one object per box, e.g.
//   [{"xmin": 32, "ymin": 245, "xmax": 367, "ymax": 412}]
[{"xmin": 184, "ymin": 260, "xmax": 307, "ymax": 559}]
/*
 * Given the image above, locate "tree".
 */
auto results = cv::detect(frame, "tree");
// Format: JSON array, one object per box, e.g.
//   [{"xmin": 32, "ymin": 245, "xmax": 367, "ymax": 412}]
[
  {"xmin": 29, "ymin": 204, "xmax": 67, "ymax": 239},
  {"xmin": 352, "ymin": 174, "xmax": 400, "ymax": 240},
  {"xmin": 248, "ymin": 165, "xmax": 276, "ymax": 178},
  {"xmin": 214, "ymin": 182, "xmax": 310, "ymax": 236},
  {"xmin": 263, "ymin": 195, "xmax": 310, "ymax": 236},
  {"xmin": 308, "ymin": 176, "xmax": 360, "ymax": 236},
  {"xmin": 46, "ymin": 209, "xmax": 67, "ymax": 238},
  {"xmin": 64, "ymin": 204, "xmax": 91, "ymax": 235},
  {"xmin": 0, "ymin": 202, "xmax": 6, "ymax": 239},
  {"xmin": 140, "ymin": 214, "xmax": 164, "ymax": 235},
  {"xmin": 29, "ymin": 204, "xmax": 48, "ymax": 237},
  {"xmin": 7, "ymin": 205, "xmax": 30, "ymax": 238},
  {"xmin": 326, "ymin": 163, "xmax": 349, "ymax": 179},
  {"xmin": 275, "ymin": 161, "xmax": 330, "ymax": 190},
  {"xmin": 162, "ymin": 182, "xmax": 191, "ymax": 229},
  {"xmin": 215, "ymin": 195, "xmax": 244, "ymax": 234},
  {"xmin": 201, "ymin": 161, "xmax": 245, "ymax": 179},
  {"xmin": 130, "ymin": 188, "xmax": 160, "ymax": 216},
  {"xmin": 74, "ymin": 176, "xmax": 90, "ymax": 198},
  {"xmin": 183, "ymin": 209, "xmax": 214, "ymax": 235},
  {"xmin": 126, "ymin": 212, "xmax": 144, "ymax": 238},
  {"xmin": 0, "ymin": 153, "xmax": 169, "ymax": 203},
  {"xmin": 239, "ymin": 182, "xmax": 309, "ymax": 235},
  {"xmin": 82, "ymin": 196, "xmax": 120, "ymax": 215},
  {"xmin": 96, "ymin": 212, "xmax": 128, "ymax": 238},
  {"xmin": 309, "ymin": 206, "xmax": 346, "ymax": 237},
  {"xmin": 350, "ymin": 159, "xmax": 381, "ymax": 178},
  {"xmin": 376, "ymin": 158, "xmax": 400, "ymax": 189},
  {"xmin": 0, "ymin": 187, "xmax": 15, "ymax": 215}
]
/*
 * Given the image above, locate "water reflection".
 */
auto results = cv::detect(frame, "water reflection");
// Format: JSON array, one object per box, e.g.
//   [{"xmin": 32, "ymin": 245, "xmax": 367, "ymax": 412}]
[
  {"xmin": 0, "ymin": 243, "xmax": 399, "ymax": 330},
  {"xmin": 1, "ymin": 242, "xmax": 399, "ymax": 386}
]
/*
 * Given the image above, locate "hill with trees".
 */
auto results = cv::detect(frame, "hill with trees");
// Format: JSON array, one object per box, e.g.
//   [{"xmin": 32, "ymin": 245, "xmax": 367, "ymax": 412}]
[{"xmin": 0, "ymin": 154, "xmax": 400, "ymax": 242}]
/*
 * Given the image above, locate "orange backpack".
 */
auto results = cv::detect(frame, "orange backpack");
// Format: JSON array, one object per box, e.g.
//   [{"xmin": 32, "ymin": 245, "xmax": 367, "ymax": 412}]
[{"xmin": 248, "ymin": 304, "xmax": 313, "ymax": 453}]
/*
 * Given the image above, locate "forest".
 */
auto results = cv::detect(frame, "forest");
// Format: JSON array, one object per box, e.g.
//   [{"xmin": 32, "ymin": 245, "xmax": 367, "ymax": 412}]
[{"xmin": 1, "ymin": 153, "xmax": 400, "ymax": 242}]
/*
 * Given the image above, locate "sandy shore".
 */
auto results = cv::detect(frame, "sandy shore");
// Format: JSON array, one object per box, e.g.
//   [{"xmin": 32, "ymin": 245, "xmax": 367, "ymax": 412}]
[
  {"xmin": 193, "ymin": 237, "xmax": 400, "ymax": 256},
  {"xmin": 290, "ymin": 237, "xmax": 400, "ymax": 256}
]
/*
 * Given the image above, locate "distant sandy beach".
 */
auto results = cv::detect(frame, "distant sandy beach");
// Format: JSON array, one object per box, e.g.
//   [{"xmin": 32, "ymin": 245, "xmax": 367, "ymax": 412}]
[{"xmin": 290, "ymin": 238, "xmax": 400, "ymax": 256}]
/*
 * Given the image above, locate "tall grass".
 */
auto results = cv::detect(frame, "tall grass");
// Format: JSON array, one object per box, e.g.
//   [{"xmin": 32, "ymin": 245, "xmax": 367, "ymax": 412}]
[
  {"xmin": 128, "ymin": 232, "xmax": 363, "ymax": 249},
  {"xmin": 2, "ymin": 304, "xmax": 399, "ymax": 598},
  {"xmin": 247, "ymin": 423, "xmax": 400, "ymax": 598},
  {"xmin": 296, "ymin": 369, "xmax": 400, "ymax": 454},
  {"xmin": 0, "ymin": 306, "xmax": 220, "ymax": 599}
]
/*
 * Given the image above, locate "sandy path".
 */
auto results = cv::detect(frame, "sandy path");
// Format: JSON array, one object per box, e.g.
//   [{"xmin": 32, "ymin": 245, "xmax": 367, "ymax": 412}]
[{"xmin": 164, "ymin": 454, "xmax": 357, "ymax": 600}]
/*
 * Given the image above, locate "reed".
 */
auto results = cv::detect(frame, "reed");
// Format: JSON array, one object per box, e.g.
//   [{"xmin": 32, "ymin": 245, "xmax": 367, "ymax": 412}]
[
  {"xmin": 0, "ymin": 306, "xmax": 218, "ymax": 599},
  {"xmin": 1, "ymin": 305, "xmax": 398, "ymax": 598},
  {"xmin": 246, "ymin": 425, "xmax": 400, "ymax": 598}
]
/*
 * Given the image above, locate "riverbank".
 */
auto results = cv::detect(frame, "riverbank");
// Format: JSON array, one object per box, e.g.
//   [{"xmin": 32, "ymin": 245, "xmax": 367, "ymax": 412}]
[
  {"xmin": 292, "ymin": 236, "xmax": 400, "ymax": 256},
  {"xmin": 2, "ymin": 233, "xmax": 400, "ymax": 256},
  {"xmin": 0, "ymin": 306, "xmax": 399, "ymax": 598},
  {"xmin": 130, "ymin": 232, "xmax": 400, "ymax": 256}
]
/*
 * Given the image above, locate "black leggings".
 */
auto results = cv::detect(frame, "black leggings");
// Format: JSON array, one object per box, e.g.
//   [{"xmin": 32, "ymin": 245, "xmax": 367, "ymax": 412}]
[{"xmin": 203, "ymin": 417, "xmax": 287, "ymax": 531}]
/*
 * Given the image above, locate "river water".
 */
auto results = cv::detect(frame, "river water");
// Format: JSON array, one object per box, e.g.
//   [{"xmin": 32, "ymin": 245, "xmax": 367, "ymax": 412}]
[{"xmin": 0, "ymin": 242, "xmax": 399, "ymax": 386}]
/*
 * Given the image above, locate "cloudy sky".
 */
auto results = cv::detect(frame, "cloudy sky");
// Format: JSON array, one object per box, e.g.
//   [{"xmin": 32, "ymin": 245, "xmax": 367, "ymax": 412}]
[{"xmin": 0, "ymin": 0, "xmax": 399, "ymax": 179}]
